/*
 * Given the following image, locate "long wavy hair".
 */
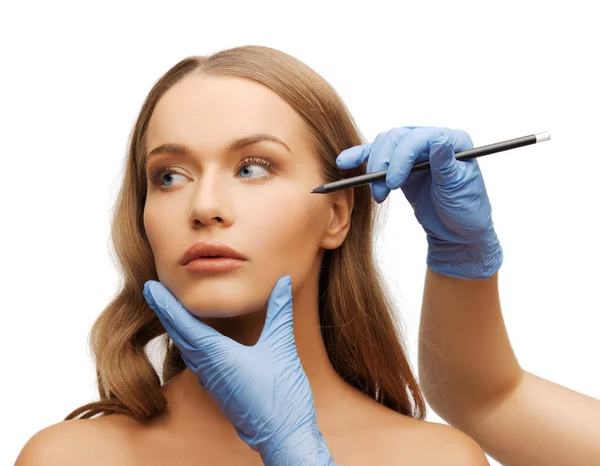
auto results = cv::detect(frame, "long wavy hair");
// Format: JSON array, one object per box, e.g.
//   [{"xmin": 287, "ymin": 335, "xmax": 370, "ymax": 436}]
[{"xmin": 65, "ymin": 45, "xmax": 425, "ymax": 423}]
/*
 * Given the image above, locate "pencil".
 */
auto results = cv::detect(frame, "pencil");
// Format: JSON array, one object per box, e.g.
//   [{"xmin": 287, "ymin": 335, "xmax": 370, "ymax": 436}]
[{"xmin": 311, "ymin": 131, "xmax": 551, "ymax": 194}]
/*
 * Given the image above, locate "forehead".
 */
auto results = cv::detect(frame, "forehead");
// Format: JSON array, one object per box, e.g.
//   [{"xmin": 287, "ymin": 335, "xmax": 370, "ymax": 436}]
[{"xmin": 147, "ymin": 75, "xmax": 310, "ymax": 153}]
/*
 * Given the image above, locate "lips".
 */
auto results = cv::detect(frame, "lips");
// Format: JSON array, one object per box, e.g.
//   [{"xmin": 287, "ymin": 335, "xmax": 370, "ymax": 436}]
[{"xmin": 179, "ymin": 241, "xmax": 247, "ymax": 265}]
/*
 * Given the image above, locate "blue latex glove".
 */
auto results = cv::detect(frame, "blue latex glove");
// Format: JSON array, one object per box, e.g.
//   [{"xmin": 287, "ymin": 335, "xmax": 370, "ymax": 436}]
[
  {"xmin": 336, "ymin": 126, "xmax": 503, "ymax": 279},
  {"xmin": 143, "ymin": 275, "xmax": 336, "ymax": 466}
]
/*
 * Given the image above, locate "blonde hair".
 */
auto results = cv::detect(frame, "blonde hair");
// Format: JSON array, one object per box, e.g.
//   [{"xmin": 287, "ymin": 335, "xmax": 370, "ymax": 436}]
[{"xmin": 66, "ymin": 45, "xmax": 425, "ymax": 423}]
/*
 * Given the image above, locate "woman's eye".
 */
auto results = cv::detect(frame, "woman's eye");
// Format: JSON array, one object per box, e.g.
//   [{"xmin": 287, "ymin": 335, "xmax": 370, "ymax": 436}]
[
  {"xmin": 238, "ymin": 163, "xmax": 270, "ymax": 180},
  {"xmin": 237, "ymin": 156, "xmax": 277, "ymax": 180},
  {"xmin": 149, "ymin": 168, "xmax": 186, "ymax": 187}
]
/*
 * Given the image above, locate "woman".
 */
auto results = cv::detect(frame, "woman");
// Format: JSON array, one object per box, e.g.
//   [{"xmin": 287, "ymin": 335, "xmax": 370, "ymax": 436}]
[{"xmin": 15, "ymin": 46, "xmax": 488, "ymax": 465}]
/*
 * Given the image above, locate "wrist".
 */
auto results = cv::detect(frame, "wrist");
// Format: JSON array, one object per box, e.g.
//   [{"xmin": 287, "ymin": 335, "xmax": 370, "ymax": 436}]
[
  {"xmin": 426, "ymin": 231, "xmax": 503, "ymax": 280},
  {"xmin": 261, "ymin": 425, "xmax": 336, "ymax": 466}
]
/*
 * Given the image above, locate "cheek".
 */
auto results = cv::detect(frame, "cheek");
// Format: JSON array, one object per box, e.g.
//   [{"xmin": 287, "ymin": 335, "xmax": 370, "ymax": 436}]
[
  {"xmin": 143, "ymin": 201, "xmax": 180, "ymax": 263},
  {"xmin": 142, "ymin": 205, "xmax": 157, "ymax": 249},
  {"xmin": 248, "ymin": 193, "xmax": 326, "ymax": 264}
]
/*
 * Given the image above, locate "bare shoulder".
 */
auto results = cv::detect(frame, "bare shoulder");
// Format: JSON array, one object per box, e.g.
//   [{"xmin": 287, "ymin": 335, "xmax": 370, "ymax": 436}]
[
  {"xmin": 15, "ymin": 415, "xmax": 138, "ymax": 466},
  {"xmin": 335, "ymin": 387, "xmax": 489, "ymax": 465},
  {"xmin": 402, "ymin": 419, "xmax": 489, "ymax": 465},
  {"xmin": 349, "ymin": 404, "xmax": 489, "ymax": 465}
]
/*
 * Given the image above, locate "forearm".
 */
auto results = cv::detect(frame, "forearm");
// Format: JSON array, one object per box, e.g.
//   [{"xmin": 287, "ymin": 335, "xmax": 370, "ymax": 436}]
[
  {"xmin": 418, "ymin": 268, "xmax": 600, "ymax": 465},
  {"xmin": 418, "ymin": 267, "xmax": 523, "ymax": 427}
]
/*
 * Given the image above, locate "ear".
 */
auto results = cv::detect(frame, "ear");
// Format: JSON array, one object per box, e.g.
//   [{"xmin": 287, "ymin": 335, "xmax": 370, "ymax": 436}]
[{"xmin": 319, "ymin": 187, "xmax": 354, "ymax": 250}]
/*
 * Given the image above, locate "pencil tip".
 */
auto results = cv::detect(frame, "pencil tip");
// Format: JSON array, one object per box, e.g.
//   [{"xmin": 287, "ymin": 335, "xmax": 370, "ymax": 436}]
[{"xmin": 311, "ymin": 186, "xmax": 326, "ymax": 193}]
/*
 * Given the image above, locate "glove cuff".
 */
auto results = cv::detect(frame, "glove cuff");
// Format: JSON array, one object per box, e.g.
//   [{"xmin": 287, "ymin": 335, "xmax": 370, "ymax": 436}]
[{"xmin": 426, "ymin": 231, "xmax": 503, "ymax": 280}]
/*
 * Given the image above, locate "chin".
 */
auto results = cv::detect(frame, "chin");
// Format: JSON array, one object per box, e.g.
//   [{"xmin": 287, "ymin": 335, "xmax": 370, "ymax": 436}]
[
  {"xmin": 157, "ymin": 268, "xmax": 277, "ymax": 318},
  {"xmin": 186, "ymin": 306, "xmax": 261, "ymax": 319},
  {"xmin": 179, "ymin": 292, "xmax": 266, "ymax": 319}
]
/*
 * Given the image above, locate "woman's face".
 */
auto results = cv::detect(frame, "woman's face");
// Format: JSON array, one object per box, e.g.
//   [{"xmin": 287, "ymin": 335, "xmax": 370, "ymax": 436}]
[{"xmin": 143, "ymin": 74, "xmax": 348, "ymax": 318}]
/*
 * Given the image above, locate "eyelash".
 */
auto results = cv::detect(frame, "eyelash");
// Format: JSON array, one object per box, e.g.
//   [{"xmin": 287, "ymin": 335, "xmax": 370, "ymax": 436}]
[{"xmin": 147, "ymin": 156, "xmax": 278, "ymax": 186}]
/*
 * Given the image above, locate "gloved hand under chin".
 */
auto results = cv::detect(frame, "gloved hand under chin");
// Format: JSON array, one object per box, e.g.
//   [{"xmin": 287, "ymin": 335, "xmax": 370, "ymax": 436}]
[
  {"xmin": 143, "ymin": 275, "xmax": 336, "ymax": 466},
  {"xmin": 336, "ymin": 126, "xmax": 503, "ymax": 280}
]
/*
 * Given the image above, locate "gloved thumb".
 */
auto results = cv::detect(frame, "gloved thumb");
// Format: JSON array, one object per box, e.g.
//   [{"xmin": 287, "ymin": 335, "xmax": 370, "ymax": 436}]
[
  {"xmin": 429, "ymin": 136, "xmax": 460, "ymax": 186},
  {"xmin": 335, "ymin": 143, "xmax": 371, "ymax": 169},
  {"xmin": 258, "ymin": 275, "xmax": 295, "ymax": 348},
  {"xmin": 143, "ymin": 280, "xmax": 225, "ymax": 356}
]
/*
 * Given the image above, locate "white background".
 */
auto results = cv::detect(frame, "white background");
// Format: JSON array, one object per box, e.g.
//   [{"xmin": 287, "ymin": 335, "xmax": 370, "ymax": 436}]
[{"xmin": 2, "ymin": 1, "xmax": 598, "ymax": 465}]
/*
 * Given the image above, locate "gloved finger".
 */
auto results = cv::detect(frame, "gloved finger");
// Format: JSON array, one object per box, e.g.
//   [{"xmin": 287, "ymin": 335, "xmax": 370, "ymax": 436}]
[
  {"xmin": 385, "ymin": 127, "xmax": 445, "ymax": 190},
  {"xmin": 367, "ymin": 127, "xmax": 414, "ymax": 203},
  {"xmin": 387, "ymin": 127, "xmax": 474, "ymax": 190},
  {"xmin": 143, "ymin": 280, "xmax": 233, "ymax": 355},
  {"xmin": 429, "ymin": 136, "xmax": 466, "ymax": 186},
  {"xmin": 143, "ymin": 280, "xmax": 190, "ymax": 345},
  {"xmin": 259, "ymin": 275, "xmax": 294, "ymax": 349},
  {"xmin": 335, "ymin": 142, "xmax": 372, "ymax": 170},
  {"xmin": 180, "ymin": 352, "xmax": 208, "ymax": 388},
  {"xmin": 445, "ymin": 127, "xmax": 475, "ymax": 152},
  {"xmin": 144, "ymin": 291, "xmax": 207, "ymax": 371}
]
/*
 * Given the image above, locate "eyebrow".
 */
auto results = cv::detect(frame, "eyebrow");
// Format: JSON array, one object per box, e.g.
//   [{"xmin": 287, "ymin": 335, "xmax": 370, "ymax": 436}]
[{"xmin": 146, "ymin": 133, "xmax": 293, "ymax": 162}]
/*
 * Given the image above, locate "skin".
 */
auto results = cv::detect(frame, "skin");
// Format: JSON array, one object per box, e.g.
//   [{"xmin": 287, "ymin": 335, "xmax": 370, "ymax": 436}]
[
  {"xmin": 419, "ymin": 268, "xmax": 600, "ymax": 466},
  {"xmin": 16, "ymin": 75, "xmax": 489, "ymax": 465}
]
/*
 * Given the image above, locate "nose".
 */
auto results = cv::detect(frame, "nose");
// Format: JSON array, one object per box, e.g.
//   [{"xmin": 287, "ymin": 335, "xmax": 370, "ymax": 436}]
[{"xmin": 188, "ymin": 169, "xmax": 232, "ymax": 228}]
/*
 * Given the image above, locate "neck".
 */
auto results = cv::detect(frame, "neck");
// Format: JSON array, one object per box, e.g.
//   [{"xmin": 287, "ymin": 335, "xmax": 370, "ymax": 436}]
[{"xmin": 161, "ymin": 260, "xmax": 354, "ymax": 429}]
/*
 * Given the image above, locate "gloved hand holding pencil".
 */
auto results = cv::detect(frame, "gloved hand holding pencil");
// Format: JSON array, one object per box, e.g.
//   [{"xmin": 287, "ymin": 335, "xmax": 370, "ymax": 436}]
[{"xmin": 336, "ymin": 126, "xmax": 503, "ymax": 280}]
